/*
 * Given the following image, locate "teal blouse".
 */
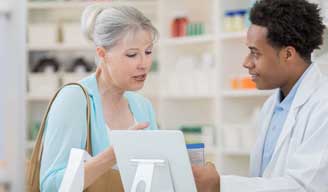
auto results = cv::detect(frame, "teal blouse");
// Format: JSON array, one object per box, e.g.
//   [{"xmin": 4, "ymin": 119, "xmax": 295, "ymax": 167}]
[{"xmin": 39, "ymin": 74, "xmax": 158, "ymax": 191}]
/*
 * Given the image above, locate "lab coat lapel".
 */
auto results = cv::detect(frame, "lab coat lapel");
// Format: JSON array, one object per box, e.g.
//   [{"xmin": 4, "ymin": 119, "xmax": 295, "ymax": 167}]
[
  {"xmin": 266, "ymin": 64, "xmax": 321, "ymax": 172},
  {"xmin": 251, "ymin": 91, "xmax": 278, "ymax": 176}
]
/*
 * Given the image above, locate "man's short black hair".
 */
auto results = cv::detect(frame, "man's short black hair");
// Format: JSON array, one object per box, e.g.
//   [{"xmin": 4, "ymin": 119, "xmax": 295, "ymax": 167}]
[{"xmin": 250, "ymin": 0, "xmax": 325, "ymax": 63}]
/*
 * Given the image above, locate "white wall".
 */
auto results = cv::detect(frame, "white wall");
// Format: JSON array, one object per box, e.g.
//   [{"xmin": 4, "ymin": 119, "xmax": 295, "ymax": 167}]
[{"xmin": 0, "ymin": 0, "xmax": 26, "ymax": 191}]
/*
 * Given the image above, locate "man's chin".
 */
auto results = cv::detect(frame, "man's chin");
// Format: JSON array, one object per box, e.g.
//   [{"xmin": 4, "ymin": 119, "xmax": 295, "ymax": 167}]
[{"xmin": 256, "ymin": 84, "xmax": 276, "ymax": 90}]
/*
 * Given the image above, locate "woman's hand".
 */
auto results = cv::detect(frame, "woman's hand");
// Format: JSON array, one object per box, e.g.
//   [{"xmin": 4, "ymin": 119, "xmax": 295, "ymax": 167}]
[
  {"xmin": 107, "ymin": 122, "xmax": 150, "ymax": 161},
  {"xmin": 128, "ymin": 122, "xmax": 150, "ymax": 130},
  {"xmin": 84, "ymin": 122, "xmax": 150, "ymax": 189},
  {"xmin": 192, "ymin": 162, "xmax": 220, "ymax": 192}
]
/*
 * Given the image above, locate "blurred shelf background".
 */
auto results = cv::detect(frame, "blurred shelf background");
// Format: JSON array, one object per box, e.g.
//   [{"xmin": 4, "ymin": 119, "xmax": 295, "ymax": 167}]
[{"xmin": 24, "ymin": 0, "xmax": 328, "ymax": 179}]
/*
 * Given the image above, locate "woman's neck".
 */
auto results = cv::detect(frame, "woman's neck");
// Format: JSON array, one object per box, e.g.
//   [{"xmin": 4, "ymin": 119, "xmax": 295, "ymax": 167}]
[{"xmin": 96, "ymin": 69, "xmax": 125, "ymax": 106}]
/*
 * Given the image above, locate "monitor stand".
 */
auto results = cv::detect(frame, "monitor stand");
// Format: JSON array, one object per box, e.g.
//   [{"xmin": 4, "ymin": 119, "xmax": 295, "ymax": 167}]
[{"xmin": 129, "ymin": 159, "xmax": 175, "ymax": 192}]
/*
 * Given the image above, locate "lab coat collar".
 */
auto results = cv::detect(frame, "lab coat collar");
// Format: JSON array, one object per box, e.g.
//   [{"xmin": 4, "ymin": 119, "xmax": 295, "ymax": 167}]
[
  {"xmin": 290, "ymin": 63, "xmax": 322, "ymax": 108},
  {"xmin": 263, "ymin": 63, "xmax": 323, "ymax": 176}
]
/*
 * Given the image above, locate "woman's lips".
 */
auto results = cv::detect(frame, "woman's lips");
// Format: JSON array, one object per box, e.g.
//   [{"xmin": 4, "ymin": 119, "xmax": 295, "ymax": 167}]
[{"xmin": 133, "ymin": 74, "xmax": 146, "ymax": 81}]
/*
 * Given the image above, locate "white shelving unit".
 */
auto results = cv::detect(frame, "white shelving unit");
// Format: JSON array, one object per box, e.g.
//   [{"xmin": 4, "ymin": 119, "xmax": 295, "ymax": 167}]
[
  {"xmin": 160, "ymin": 35, "xmax": 216, "ymax": 45},
  {"xmin": 26, "ymin": 0, "xmax": 328, "ymax": 178}
]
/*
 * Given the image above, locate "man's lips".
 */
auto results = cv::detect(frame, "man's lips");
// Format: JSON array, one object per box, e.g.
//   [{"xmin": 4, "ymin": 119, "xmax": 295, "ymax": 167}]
[{"xmin": 249, "ymin": 73, "xmax": 259, "ymax": 81}]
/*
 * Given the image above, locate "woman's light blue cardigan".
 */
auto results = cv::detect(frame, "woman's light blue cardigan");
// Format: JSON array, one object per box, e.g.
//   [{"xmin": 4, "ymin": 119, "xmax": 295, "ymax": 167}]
[{"xmin": 39, "ymin": 74, "xmax": 158, "ymax": 191}]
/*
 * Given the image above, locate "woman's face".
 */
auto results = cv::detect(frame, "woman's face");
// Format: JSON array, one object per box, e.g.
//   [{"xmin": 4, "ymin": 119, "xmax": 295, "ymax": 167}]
[{"xmin": 99, "ymin": 30, "xmax": 154, "ymax": 91}]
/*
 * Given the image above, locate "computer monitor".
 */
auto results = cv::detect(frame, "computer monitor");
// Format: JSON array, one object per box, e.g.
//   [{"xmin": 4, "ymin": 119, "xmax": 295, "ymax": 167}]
[{"xmin": 110, "ymin": 130, "xmax": 197, "ymax": 192}]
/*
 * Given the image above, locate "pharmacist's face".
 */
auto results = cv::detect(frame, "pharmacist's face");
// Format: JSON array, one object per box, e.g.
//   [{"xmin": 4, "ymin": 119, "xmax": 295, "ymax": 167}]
[
  {"xmin": 103, "ymin": 30, "xmax": 153, "ymax": 91},
  {"xmin": 243, "ymin": 25, "xmax": 289, "ymax": 90}
]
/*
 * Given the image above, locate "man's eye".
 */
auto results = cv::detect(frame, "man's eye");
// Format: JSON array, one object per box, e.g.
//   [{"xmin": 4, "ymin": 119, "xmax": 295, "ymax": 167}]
[{"xmin": 250, "ymin": 52, "xmax": 259, "ymax": 57}]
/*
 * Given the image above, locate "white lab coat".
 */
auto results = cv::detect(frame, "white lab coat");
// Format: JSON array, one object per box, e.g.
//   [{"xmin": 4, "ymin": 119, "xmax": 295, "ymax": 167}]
[{"xmin": 221, "ymin": 64, "xmax": 328, "ymax": 192}]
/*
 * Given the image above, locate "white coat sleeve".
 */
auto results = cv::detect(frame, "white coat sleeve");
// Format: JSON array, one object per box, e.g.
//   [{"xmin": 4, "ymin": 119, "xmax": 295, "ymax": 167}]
[{"xmin": 220, "ymin": 100, "xmax": 328, "ymax": 192}]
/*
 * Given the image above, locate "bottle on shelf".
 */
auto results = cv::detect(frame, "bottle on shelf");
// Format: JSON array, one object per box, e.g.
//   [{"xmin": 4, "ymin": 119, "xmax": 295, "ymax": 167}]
[
  {"xmin": 224, "ymin": 11, "xmax": 235, "ymax": 32},
  {"xmin": 230, "ymin": 75, "xmax": 256, "ymax": 90},
  {"xmin": 171, "ymin": 12, "xmax": 189, "ymax": 37},
  {"xmin": 233, "ymin": 10, "xmax": 247, "ymax": 31},
  {"xmin": 187, "ymin": 22, "xmax": 205, "ymax": 36},
  {"xmin": 224, "ymin": 9, "xmax": 248, "ymax": 32}
]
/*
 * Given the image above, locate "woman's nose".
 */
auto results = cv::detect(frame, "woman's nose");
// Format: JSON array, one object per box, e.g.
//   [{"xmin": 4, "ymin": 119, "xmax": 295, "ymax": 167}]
[{"xmin": 137, "ymin": 55, "xmax": 147, "ymax": 70}]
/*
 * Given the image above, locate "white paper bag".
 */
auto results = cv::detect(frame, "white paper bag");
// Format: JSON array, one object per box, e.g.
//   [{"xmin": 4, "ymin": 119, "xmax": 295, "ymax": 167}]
[{"xmin": 59, "ymin": 148, "xmax": 91, "ymax": 192}]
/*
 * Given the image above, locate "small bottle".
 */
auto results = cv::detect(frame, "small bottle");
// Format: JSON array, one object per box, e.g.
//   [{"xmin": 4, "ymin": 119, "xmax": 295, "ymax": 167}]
[
  {"xmin": 195, "ymin": 22, "xmax": 203, "ymax": 36},
  {"xmin": 171, "ymin": 17, "xmax": 180, "ymax": 37},
  {"xmin": 178, "ymin": 15, "xmax": 189, "ymax": 37},
  {"xmin": 224, "ymin": 11, "xmax": 235, "ymax": 32},
  {"xmin": 171, "ymin": 12, "xmax": 189, "ymax": 37},
  {"xmin": 233, "ymin": 10, "xmax": 247, "ymax": 31}
]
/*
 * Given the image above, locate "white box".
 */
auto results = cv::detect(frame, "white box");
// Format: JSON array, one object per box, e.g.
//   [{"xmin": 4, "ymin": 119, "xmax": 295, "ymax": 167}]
[
  {"xmin": 61, "ymin": 23, "xmax": 90, "ymax": 46},
  {"xmin": 61, "ymin": 73, "xmax": 91, "ymax": 85},
  {"xmin": 28, "ymin": 73, "xmax": 59, "ymax": 97},
  {"xmin": 28, "ymin": 23, "xmax": 58, "ymax": 45}
]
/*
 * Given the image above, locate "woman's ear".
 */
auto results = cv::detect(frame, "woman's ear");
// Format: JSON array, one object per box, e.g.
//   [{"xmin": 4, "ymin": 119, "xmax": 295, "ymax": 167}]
[{"xmin": 96, "ymin": 47, "xmax": 107, "ymax": 63}]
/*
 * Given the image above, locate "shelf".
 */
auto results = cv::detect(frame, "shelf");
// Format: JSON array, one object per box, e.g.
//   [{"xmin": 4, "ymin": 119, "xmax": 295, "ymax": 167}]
[
  {"xmin": 222, "ymin": 149, "xmax": 250, "ymax": 156},
  {"xmin": 160, "ymin": 35, "xmax": 215, "ymax": 46},
  {"xmin": 219, "ymin": 31, "xmax": 247, "ymax": 40},
  {"xmin": 162, "ymin": 95, "xmax": 216, "ymax": 100},
  {"xmin": 223, "ymin": 90, "xmax": 274, "ymax": 98},
  {"xmin": 28, "ymin": 0, "xmax": 157, "ymax": 11},
  {"xmin": 27, "ymin": 94, "xmax": 52, "ymax": 101},
  {"xmin": 28, "ymin": 43, "xmax": 94, "ymax": 51}
]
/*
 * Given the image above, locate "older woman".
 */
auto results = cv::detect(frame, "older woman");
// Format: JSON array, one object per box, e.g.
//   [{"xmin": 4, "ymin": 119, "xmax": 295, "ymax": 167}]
[{"xmin": 39, "ymin": 5, "xmax": 158, "ymax": 191}]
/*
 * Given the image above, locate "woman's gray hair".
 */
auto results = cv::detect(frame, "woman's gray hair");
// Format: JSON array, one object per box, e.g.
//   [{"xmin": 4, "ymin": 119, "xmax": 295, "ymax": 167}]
[{"xmin": 81, "ymin": 4, "xmax": 158, "ymax": 49}]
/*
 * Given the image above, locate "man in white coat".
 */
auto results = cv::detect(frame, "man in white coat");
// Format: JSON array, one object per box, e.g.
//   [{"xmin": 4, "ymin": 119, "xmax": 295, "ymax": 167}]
[{"xmin": 192, "ymin": 0, "xmax": 328, "ymax": 191}]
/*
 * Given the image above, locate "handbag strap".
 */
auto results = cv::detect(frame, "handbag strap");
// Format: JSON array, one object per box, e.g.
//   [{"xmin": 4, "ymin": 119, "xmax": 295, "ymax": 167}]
[{"xmin": 29, "ymin": 82, "xmax": 92, "ymax": 184}]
